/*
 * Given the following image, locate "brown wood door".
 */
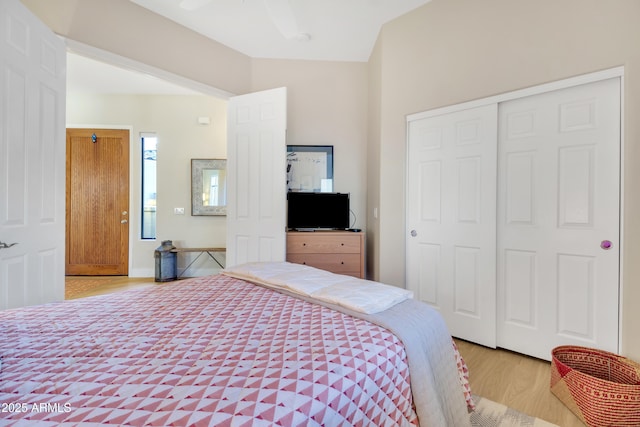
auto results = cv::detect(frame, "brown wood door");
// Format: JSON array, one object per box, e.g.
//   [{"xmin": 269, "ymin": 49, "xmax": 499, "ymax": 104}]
[{"xmin": 66, "ymin": 129, "xmax": 129, "ymax": 275}]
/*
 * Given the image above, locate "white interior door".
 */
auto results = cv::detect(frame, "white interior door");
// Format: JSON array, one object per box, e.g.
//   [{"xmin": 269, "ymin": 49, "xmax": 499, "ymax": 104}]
[
  {"xmin": 497, "ymin": 78, "xmax": 620, "ymax": 360},
  {"xmin": 407, "ymin": 104, "xmax": 498, "ymax": 347},
  {"xmin": 226, "ymin": 87, "xmax": 287, "ymax": 267},
  {"xmin": 0, "ymin": 0, "xmax": 66, "ymax": 309}
]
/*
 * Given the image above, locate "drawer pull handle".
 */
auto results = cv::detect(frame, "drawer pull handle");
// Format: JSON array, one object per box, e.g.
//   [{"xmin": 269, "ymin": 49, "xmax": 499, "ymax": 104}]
[
  {"xmin": 341, "ymin": 261, "xmax": 344, "ymax": 264},
  {"xmin": 341, "ymin": 243, "xmax": 344, "ymax": 246}
]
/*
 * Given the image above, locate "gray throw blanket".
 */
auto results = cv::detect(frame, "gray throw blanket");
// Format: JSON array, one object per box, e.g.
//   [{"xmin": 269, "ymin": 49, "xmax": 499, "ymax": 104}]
[{"xmin": 363, "ymin": 299, "xmax": 472, "ymax": 426}]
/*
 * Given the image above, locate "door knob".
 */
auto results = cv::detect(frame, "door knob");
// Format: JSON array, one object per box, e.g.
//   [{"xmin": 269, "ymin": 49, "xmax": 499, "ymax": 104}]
[
  {"xmin": 122, "ymin": 211, "xmax": 128, "ymax": 216},
  {"xmin": 0, "ymin": 241, "xmax": 18, "ymax": 249},
  {"xmin": 600, "ymin": 240, "xmax": 612, "ymax": 250},
  {"xmin": 121, "ymin": 219, "xmax": 128, "ymax": 224},
  {"xmin": 410, "ymin": 230, "xmax": 417, "ymax": 237}
]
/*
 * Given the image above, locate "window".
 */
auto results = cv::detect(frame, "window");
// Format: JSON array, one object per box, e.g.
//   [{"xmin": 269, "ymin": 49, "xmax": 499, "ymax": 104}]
[{"xmin": 141, "ymin": 134, "xmax": 157, "ymax": 239}]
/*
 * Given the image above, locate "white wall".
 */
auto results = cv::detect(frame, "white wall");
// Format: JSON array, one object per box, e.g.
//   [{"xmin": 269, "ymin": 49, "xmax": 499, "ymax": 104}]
[
  {"xmin": 250, "ymin": 59, "xmax": 369, "ymax": 231},
  {"xmin": 67, "ymin": 93, "xmax": 228, "ymax": 277},
  {"xmin": 22, "ymin": 0, "xmax": 251, "ymax": 95}
]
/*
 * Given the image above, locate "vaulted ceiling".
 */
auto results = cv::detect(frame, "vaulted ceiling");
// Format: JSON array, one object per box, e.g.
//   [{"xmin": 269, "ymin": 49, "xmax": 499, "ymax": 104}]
[
  {"xmin": 129, "ymin": 0, "xmax": 431, "ymax": 62},
  {"xmin": 67, "ymin": 0, "xmax": 431, "ymax": 95}
]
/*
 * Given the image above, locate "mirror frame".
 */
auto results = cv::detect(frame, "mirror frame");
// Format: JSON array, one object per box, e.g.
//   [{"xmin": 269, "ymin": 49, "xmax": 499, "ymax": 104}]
[{"xmin": 191, "ymin": 158, "xmax": 227, "ymax": 216}]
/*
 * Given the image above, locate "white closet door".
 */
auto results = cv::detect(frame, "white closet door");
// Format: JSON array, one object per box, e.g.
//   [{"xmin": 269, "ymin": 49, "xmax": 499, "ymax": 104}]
[
  {"xmin": 497, "ymin": 78, "xmax": 620, "ymax": 360},
  {"xmin": 0, "ymin": 0, "xmax": 66, "ymax": 309},
  {"xmin": 226, "ymin": 87, "xmax": 287, "ymax": 267},
  {"xmin": 407, "ymin": 104, "xmax": 498, "ymax": 348}
]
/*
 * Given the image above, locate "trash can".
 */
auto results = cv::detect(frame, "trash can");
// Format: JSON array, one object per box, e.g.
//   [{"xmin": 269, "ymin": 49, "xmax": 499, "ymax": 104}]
[{"xmin": 154, "ymin": 240, "xmax": 177, "ymax": 282}]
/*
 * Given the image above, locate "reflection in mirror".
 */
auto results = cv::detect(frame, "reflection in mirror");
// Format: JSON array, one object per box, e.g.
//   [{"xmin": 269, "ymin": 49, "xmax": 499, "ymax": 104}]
[
  {"xmin": 192, "ymin": 159, "xmax": 227, "ymax": 215},
  {"xmin": 202, "ymin": 168, "xmax": 227, "ymax": 206}
]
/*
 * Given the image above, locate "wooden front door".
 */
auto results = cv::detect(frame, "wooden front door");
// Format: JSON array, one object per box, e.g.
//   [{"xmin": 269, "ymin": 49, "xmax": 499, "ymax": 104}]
[{"xmin": 66, "ymin": 128, "xmax": 129, "ymax": 275}]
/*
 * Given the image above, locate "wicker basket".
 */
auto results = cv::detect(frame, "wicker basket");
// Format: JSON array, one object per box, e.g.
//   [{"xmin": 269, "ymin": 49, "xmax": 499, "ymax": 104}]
[{"xmin": 550, "ymin": 346, "xmax": 640, "ymax": 426}]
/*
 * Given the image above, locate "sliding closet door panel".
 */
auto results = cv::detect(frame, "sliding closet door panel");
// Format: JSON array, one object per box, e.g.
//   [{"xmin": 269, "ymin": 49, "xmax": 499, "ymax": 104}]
[
  {"xmin": 503, "ymin": 249, "xmax": 537, "ymax": 326},
  {"xmin": 497, "ymin": 78, "xmax": 620, "ymax": 360},
  {"xmin": 407, "ymin": 104, "xmax": 498, "ymax": 348}
]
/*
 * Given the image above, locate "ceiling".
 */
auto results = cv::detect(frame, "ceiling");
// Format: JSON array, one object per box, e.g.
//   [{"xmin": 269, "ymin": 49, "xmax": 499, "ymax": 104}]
[
  {"xmin": 129, "ymin": 0, "xmax": 431, "ymax": 62},
  {"xmin": 67, "ymin": 0, "xmax": 431, "ymax": 95}
]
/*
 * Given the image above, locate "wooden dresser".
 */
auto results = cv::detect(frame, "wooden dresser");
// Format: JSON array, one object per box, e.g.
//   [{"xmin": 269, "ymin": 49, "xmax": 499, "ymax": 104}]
[{"xmin": 286, "ymin": 231, "xmax": 365, "ymax": 278}]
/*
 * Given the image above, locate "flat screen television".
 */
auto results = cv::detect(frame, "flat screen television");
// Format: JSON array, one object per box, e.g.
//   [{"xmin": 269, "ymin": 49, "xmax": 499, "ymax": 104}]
[{"xmin": 287, "ymin": 192, "xmax": 350, "ymax": 230}]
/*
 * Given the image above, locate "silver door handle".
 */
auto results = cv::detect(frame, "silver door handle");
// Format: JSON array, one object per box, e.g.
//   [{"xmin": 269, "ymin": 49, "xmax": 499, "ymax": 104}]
[
  {"xmin": 0, "ymin": 241, "xmax": 18, "ymax": 249},
  {"xmin": 121, "ymin": 219, "xmax": 128, "ymax": 224},
  {"xmin": 410, "ymin": 230, "xmax": 417, "ymax": 237}
]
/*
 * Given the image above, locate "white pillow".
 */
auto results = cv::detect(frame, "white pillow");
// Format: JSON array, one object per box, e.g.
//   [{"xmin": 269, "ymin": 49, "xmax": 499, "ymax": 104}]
[{"xmin": 222, "ymin": 262, "xmax": 413, "ymax": 314}]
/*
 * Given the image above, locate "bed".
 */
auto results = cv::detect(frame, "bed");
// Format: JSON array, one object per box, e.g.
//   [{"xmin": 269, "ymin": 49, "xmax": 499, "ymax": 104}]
[{"xmin": 0, "ymin": 262, "xmax": 473, "ymax": 426}]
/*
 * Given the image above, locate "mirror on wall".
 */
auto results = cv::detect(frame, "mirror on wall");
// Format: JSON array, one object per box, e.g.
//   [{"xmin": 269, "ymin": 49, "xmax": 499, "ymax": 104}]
[
  {"xmin": 191, "ymin": 159, "xmax": 227, "ymax": 216},
  {"xmin": 286, "ymin": 145, "xmax": 334, "ymax": 192}
]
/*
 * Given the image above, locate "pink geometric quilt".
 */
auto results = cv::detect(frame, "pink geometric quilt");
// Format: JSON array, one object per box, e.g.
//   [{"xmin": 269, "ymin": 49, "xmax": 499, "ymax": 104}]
[{"xmin": 1, "ymin": 275, "xmax": 420, "ymax": 426}]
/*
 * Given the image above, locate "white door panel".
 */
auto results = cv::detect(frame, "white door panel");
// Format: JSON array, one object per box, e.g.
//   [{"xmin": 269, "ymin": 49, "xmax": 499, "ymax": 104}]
[
  {"xmin": 407, "ymin": 104, "xmax": 498, "ymax": 347},
  {"xmin": 497, "ymin": 78, "xmax": 620, "ymax": 360},
  {"xmin": 0, "ymin": 0, "xmax": 66, "ymax": 309},
  {"xmin": 226, "ymin": 87, "xmax": 287, "ymax": 267}
]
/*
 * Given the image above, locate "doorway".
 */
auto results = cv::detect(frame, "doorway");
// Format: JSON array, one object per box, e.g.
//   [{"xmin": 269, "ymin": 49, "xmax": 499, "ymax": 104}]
[{"xmin": 66, "ymin": 128, "xmax": 130, "ymax": 275}]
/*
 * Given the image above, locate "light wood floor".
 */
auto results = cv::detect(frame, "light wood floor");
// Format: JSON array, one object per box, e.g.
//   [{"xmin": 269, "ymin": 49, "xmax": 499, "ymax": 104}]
[
  {"xmin": 65, "ymin": 275, "xmax": 157, "ymax": 299},
  {"xmin": 66, "ymin": 276, "xmax": 583, "ymax": 426},
  {"xmin": 455, "ymin": 339, "xmax": 583, "ymax": 426}
]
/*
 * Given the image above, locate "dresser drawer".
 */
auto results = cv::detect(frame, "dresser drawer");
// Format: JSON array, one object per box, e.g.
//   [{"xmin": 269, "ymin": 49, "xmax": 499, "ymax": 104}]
[
  {"xmin": 286, "ymin": 253, "xmax": 361, "ymax": 276},
  {"xmin": 286, "ymin": 231, "xmax": 365, "ymax": 278},
  {"xmin": 286, "ymin": 233, "xmax": 361, "ymax": 254}
]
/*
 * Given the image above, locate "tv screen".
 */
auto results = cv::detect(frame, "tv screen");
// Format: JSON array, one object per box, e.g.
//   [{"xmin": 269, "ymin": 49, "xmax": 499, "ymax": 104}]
[{"xmin": 287, "ymin": 192, "xmax": 350, "ymax": 230}]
